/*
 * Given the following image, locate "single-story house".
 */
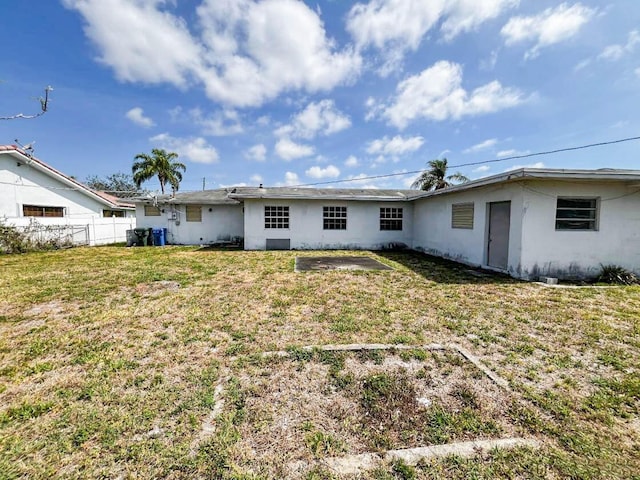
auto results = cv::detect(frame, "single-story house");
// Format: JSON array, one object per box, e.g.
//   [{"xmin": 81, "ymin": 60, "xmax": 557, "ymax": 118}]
[
  {"xmin": 134, "ymin": 168, "xmax": 640, "ymax": 280},
  {"xmin": 1, "ymin": 145, "xmax": 136, "ymax": 245}
]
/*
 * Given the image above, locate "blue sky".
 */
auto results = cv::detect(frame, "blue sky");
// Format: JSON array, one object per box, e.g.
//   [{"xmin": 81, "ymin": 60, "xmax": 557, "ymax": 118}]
[{"xmin": 0, "ymin": 0, "xmax": 638, "ymax": 192}]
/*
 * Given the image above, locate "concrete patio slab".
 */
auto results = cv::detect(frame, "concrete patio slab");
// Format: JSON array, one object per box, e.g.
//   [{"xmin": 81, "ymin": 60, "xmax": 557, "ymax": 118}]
[{"xmin": 295, "ymin": 256, "xmax": 393, "ymax": 272}]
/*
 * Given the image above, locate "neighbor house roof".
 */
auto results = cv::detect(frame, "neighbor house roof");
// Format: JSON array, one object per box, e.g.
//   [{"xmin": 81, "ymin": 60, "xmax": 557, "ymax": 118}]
[{"xmin": 0, "ymin": 145, "xmax": 135, "ymax": 210}]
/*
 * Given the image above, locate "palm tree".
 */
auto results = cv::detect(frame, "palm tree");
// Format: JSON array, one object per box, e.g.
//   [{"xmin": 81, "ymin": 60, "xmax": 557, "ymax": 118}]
[
  {"xmin": 132, "ymin": 148, "xmax": 186, "ymax": 194},
  {"xmin": 411, "ymin": 158, "xmax": 469, "ymax": 191}
]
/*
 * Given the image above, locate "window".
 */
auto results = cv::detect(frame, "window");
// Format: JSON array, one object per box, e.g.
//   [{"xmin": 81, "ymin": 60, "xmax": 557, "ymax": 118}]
[
  {"xmin": 555, "ymin": 198, "xmax": 598, "ymax": 230},
  {"xmin": 323, "ymin": 206, "xmax": 347, "ymax": 230},
  {"xmin": 265, "ymin": 206, "xmax": 289, "ymax": 229},
  {"xmin": 22, "ymin": 205, "xmax": 64, "ymax": 217},
  {"xmin": 186, "ymin": 205, "xmax": 202, "ymax": 222},
  {"xmin": 144, "ymin": 205, "xmax": 161, "ymax": 216},
  {"xmin": 451, "ymin": 203, "xmax": 474, "ymax": 229},
  {"xmin": 103, "ymin": 209, "xmax": 125, "ymax": 218},
  {"xmin": 380, "ymin": 207, "xmax": 403, "ymax": 231}
]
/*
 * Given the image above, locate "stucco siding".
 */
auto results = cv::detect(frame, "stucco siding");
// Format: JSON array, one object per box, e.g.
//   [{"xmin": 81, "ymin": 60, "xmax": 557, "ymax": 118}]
[
  {"xmin": 136, "ymin": 203, "xmax": 244, "ymax": 245},
  {"xmin": 1, "ymin": 154, "xmax": 106, "ymax": 218},
  {"xmin": 519, "ymin": 180, "xmax": 640, "ymax": 279},
  {"xmin": 412, "ymin": 183, "xmax": 525, "ymax": 276},
  {"xmin": 243, "ymin": 199, "xmax": 413, "ymax": 250}
]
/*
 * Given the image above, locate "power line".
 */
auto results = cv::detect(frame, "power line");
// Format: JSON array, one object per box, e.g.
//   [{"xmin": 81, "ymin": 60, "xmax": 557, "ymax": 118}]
[{"xmin": 292, "ymin": 135, "xmax": 640, "ymax": 187}]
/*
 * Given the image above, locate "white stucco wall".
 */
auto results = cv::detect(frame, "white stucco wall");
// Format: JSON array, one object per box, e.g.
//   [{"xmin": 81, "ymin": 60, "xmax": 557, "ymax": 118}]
[
  {"xmin": 1, "ymin": 154, "xmax": 110, "ymax": 218},
  {"xmin": 411, "ymin": 183, "xmax": 525, "ymax": 276},
  {"xmin": 135, "ymin": 203, "xmax": 244, "ymax": 245},
  {"xmin": 243, "ymin": 199, "xmax": 414, "ymax": 250},
  {"xmin": 519, "ymin": 180, "xmax": 640, "ymax": 279}
]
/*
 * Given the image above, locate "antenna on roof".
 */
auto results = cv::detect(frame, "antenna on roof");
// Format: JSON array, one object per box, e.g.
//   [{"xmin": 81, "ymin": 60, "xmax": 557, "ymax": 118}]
[{"xmin": 14, "ymin": 138, "xmax": 36, "ymax": 157}]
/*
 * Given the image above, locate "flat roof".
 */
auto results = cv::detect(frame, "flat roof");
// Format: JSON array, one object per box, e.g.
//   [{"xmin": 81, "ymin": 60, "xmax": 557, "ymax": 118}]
[
  {"xmin": 131, "ymin": 168, "xmax": 640, "ymax": 205},
  {"xmin": 413, "ymin": 167, "xmax": 640, "ymax": 199}
]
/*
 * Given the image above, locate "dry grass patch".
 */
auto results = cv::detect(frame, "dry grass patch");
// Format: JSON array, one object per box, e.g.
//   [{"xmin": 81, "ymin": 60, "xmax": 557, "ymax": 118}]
[
  {"xmin": 0, "ymin": 247, "xmax": 639, "ymax": 478},
  {"xmin": 223, "ymin": 348, "xmax": 521, "ymax": 478}
]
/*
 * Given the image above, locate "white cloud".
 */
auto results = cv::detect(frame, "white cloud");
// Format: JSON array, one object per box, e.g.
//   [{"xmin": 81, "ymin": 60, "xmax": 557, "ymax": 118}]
[
  {"xmin": 150, "ymin": 133, "xmax": 219, "ymax": 164},
  {"xmin": 479, "ymin": 49, "xmax": 499, "ymax": 71},
  {"xmin": 346, "ymin": 0, "xmax": 518, "ymax": 75},
  {"xmin": 277, "ymin": 171, "xmax": 300, "ymax": 186},
  {"xmin": 345, "ymin": 155, "xmax": 359, "ymax": 167},
  {"xmin": 366, "ymin": 135, "xmax": 425, "ymax": 156},
  {"xmin": 496, "ymin": 149, "xmax": 530, "ymax": 158},
  {"xmin": 275, "ymin": 138, "xmax": 315, "ymax": 161},
  {"xmin": 275, "ymin": 100, "xmax": 351, "ymax": 139},
  {"xmin": 573, "ymin": 58, "xmax": 592, "ymax": 72},
  {"xmin": 472, "ymin": 165, "xmax": 491, "ymax": 173},
  {"xmin": 463, "ymin": 138, "xmax": 498, "ymax": 153},
  {"xmin": 501, "ymin": 3, "xmax": 596, "ymax": 59},
  {"xmin": 378, "ymin": 61, "xmax": 523, "ymax": 129},
  {"xmin": 598, "ymin": 30, "xmax": 640, "ymax": 61},
  {"xmin": 305, "ymin": 165, "xmax": 341, "ymax": 179},
  {"xmin": 504, "ymin": 161, "xmax": 544, "ymax": 171},
  {"xmin": 441, "ymin": 0, "xmax": 520, "ymax": 41},
  {"xmin": 125, "ymin": 107, "xmax": 155, "ymax": 128},
  {"xmin": 190, "ymin": 108, "xmax": 243, "ymax": 136},
  {"xmin": 170, "ymin": 106, "xmax": 243, "ymax": 136},
  {"xmin": 250, "ymin": 174, "xmax": 263, "ymax": 183},
  {"xmin": 344, "ymin": 173, "xmax": 380, "ymax": 189},
  {"xmin": 635, "ymin": 67, "xmax": 640, "ymax": 78},
  {"xmin": 245, "ymin": 144, "xmax": 267, "ymax": 162},
  {"xmin": 63, "ymin": 0, "xmax": 362, "ymax": 108}
]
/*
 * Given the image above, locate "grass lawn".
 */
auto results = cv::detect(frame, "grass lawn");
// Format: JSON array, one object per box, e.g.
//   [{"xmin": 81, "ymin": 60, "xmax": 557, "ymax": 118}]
[{"xmin": 0, "ymin": 246, "xmax": 639, "ymax": 479}]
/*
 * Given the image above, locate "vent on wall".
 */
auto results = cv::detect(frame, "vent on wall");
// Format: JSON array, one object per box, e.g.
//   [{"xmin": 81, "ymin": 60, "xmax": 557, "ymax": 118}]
[{"xmin": 266, "ymin": 238, "xmax": 291, "ymax": 250}]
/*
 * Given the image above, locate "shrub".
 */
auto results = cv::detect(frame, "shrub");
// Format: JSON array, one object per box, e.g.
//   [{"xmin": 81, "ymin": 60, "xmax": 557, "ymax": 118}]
[
  {"xmin": 0, "ymin": 219, "xmax": 73, "ymax": 254},
  {"xmin": 597, "ymin": 264, "xmax": 639, "ymax": 285}
]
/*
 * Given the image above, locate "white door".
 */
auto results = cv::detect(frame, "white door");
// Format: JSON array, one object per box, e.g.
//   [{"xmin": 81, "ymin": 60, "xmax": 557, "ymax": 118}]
[{"xmin": 487, "ymin": 201, "xmax": 511, "ymax": 270}]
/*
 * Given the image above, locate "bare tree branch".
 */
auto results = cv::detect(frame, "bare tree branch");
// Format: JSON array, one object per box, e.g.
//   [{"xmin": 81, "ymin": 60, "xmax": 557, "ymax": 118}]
[{"xmin": 0, "ymin": 86, "xmax": 53, "ymax": 120}]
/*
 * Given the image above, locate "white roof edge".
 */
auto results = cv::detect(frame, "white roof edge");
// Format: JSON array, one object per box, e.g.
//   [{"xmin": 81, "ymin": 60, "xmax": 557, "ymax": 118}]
[
  {"xmin": 228, "ymin": 194, "xmax": 412, "ymax": 201},
  {"xmin": 2, "ymin": 149, "xmax": 127, "ymax": 209},
  {"xmin": 414, "ymin": 167, "xmax": 640, "ymax": 199}
]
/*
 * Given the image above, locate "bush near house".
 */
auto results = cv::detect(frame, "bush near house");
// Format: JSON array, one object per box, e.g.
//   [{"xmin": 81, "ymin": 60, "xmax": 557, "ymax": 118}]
[{"xmin": 0, "ymin": 220, "xmax": 73, "ymax": 254}]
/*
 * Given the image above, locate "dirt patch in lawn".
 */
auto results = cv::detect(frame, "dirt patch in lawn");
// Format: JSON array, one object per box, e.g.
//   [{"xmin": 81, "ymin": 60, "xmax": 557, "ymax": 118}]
[
  {"xmin": 295, "ymin": 256, "xmax": 393, "ymax": 272},
  {"xmin": 227, "ymin": 347, "xmax": 519, "ymax": 477}
]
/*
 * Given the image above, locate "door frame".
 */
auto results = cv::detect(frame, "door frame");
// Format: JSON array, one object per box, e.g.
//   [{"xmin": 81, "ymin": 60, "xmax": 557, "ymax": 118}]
[{"xmin": 485, "ymin": 201, "xmax": 511, "ymax": 271}]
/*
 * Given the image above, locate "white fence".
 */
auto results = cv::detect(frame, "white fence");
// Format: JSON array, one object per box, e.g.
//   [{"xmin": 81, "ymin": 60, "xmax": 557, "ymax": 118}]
[{"xmin": 3, "ymin": 216, "xmax": 137, "ymax": 246}]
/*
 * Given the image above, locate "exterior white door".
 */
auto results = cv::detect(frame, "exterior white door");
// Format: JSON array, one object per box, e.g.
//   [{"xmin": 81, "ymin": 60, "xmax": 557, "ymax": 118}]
[{"xmin": 487, "ymin": 201, "xmax": 511, "ymax": 270}]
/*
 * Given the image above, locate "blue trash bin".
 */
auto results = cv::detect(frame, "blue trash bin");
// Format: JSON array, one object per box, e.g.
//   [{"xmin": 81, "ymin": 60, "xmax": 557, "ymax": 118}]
[
  {"xmin": 162, "ymin": 227, "xmax": 168, "ymax": 245},
  {"xmin": 152, "ymin": 228, "xmax": 165, "ymax": 246}
]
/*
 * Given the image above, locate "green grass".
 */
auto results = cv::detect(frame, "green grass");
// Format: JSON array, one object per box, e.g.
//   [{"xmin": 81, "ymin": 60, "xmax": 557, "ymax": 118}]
[{"xmin": 0, "ymin": 246, "xmax": 639, "ymax": 478}]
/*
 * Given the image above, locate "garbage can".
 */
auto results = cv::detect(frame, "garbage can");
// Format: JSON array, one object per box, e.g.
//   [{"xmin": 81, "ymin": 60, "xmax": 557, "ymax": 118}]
[
  {"xmin": 126, "ymin": 229, "xmax": 136, "ymax": 247},
  {"xmin": 133, "ymin": 228, "xmax": 149, "ymax": 247},
  {"xmin": 152, "ymin": 228, "xmax": 166, "ymax": 246},
  {"xmin": 162, "ymin": 227, "xmax": 168, "ymax": 245},
  {"xmin": 146, "ymin": 228, "xmax": 154, "ymax": 246}
]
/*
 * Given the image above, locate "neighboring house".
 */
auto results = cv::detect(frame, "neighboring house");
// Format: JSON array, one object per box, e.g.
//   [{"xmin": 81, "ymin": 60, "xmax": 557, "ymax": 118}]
[
  {"xmin": 0, "ymin": 145, "xmax": 136, "ymax": 245},
  {"xmin": 135, "ymin": 168, "xmax": 640, "ymax": 281}
]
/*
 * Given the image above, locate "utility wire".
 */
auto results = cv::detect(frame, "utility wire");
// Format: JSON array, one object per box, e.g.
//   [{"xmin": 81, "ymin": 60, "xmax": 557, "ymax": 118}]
[{"xmin": 292, "ymin": 135, "xmax": 640, "ymax": 187}]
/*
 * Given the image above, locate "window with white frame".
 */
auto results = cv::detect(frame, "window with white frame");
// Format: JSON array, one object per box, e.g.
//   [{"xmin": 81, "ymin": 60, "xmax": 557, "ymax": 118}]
[
  {"xmin": 380, "ymin": 207, "xmax": 403, "ymax": 231},
  {"xmin": 265, "ymin": 206, "xmax": 289, "ymax": 229},
  {"xmin": 186, "ymin": 205, "xmax": 202, "ymax": 222},
  {"xmin": 451, "ymin": 202, "xmax": 474, "ymax": 229},
  {"xmin": 555, "ymin": 198, "xmax": 598, "ymax": 230},
  {"xmin": 323, "ymin": 206, "xmax": 347, "ymax": 230},
  {"xmin": 23, "ymin": 205, "xmax": 64, "ymax": 217}
]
